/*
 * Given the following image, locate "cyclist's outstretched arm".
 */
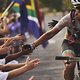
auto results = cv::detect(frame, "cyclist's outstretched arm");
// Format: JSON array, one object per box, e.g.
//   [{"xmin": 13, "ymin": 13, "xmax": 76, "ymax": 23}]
[
  {"xmin": 32, "ymin": 27, "xmax": 60, "ymax": 48},
  {"xmin": 23, "ymin": 15, "xmax": 68, "ymax": 53}
]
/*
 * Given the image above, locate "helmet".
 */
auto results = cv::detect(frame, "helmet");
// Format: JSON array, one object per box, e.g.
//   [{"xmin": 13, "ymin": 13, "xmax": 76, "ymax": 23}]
[{"xmin": 71, "ymin": 0, "xmax": 80, "ymax": 6}]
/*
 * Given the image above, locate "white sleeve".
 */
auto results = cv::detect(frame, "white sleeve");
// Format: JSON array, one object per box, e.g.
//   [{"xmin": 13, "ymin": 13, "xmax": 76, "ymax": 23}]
[
  {"xmin": 0, "ymin": 59, "xmax": 19, "ymax": 65},
  {"xmin": 7, "ymin": 60, "xmax": 19, "ymax": 64},
  {"xmin": 0, "ymin": 59, "xmax": 6, "ymax": 65},
  {"xmin": 0, "ymin": 71, "xmax": 9, "ymax": 80},
  {"xmin": 54, "ymin": 13, "xmax": 71, "ymax": 30}
]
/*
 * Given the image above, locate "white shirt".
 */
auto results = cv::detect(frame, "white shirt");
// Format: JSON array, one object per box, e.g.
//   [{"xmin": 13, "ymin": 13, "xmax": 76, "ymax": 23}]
[
  {"xmin": 0, "ymin": 71, "xmax": 9, "ymax": 80},
  {"xmin": 0, "ymin": 59, "xmax": 18, "ymax": 65},
  {"xmin": 0, "ymin": 59, "xmax": 5, "ymax": 65},
  {"xmin": 0, "ymin": 59, "xmax": 18, "ymax": 80}
]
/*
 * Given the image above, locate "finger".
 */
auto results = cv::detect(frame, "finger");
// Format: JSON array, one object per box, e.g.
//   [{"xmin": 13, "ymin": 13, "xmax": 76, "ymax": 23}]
[
  {"xmin": 34, "ymin": 61, "xmax": 40, "ymax": 66},
  {"xmin": 48, "ymin": 22, "xmax": 52, "ymax": 25},
  {"xmin": 26, "ymin": 56, "xmax": 31, "ymax": 64},
  {"xmin": 33, "ymin": 61, "xmax": 40, "ymax": 67},
  {"xmin": 31, "ymin": 58, "xmax": 40, "ymax": 63},
  {"xmin": 28, "ymin": 76, "xmax": 35, "ymax": 80}
]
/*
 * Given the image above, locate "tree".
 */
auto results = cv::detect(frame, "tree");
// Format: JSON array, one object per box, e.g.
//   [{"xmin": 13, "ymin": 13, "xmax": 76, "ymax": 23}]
[
  {"xmin": 62, "ymin": 0, "xmax": 72, "ymax": 11},
  {"xmin": 39, "ymin": 0, "xmax": 72, "ymax": 12},
  {"xmin": 40, "ymin": 0, "xmax": 63, "ymax": 11},
  {"xmin": 0, "ymin": 0, "xmax": 7, "ymax": 12}
]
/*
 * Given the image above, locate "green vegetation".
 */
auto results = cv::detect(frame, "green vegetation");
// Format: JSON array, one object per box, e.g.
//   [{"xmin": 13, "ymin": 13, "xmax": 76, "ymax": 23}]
[
  {"xmin": 0, "ymin": 0, "xmax": 73, "ymax": 12},
  {"xmin": 39, "ymin": 0, "xmax": 72, "ymax": 12}
]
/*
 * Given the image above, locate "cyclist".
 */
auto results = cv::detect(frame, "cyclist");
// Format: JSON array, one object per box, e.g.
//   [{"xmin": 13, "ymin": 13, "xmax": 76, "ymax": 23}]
[{"xmin": 24, "ymin": 0, "xmax": 80, "ymax": 80}]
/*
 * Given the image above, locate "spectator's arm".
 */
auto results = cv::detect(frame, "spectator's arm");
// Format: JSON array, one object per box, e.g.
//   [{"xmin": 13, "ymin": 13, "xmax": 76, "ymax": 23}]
[
  {"xmin": 0, "ymin": 47, "xmax": 11, "ymax": 55},
  {"xmin": 0, "ymin": 63, "xmax": 25, "ymax": 71},
  {"xmin": 0, "ymin": 17, "xmax": 9, "ymax": 34},
  {"xmin": 5, "ymin": 51, "xmax": 22, "ymax": 63},
  {"xmin": 5, "ymin": 46, "xmax": 31, "ymax": 63},
  {"xmin": 7, "ymin": 58, "xmax": 40, "ymax": 79}
]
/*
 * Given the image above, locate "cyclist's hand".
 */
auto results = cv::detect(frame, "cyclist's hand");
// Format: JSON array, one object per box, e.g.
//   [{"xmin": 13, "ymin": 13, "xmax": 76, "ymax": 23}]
[
  {"xmin": 48, "ymin": 19, "xmax": 58, "ymax": 28},
  {"xmin": 22, "ymin": 44, "xmax": 34, "ymax": 54}
]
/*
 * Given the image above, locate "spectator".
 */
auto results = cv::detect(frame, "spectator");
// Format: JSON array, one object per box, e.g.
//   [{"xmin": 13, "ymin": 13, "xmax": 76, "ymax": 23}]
[
  {"xmin": 0, "ymin": 57, "xmax": 40, "ymax": 80},
  {"xmin": 0, "ymin": 34, "xmax": 26, "ymax": 59}
]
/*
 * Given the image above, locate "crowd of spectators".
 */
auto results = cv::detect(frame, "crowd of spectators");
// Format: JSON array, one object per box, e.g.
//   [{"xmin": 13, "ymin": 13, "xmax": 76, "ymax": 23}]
[{"xmin": 0, "ymin": 11, "xmax": 40, "ymax": 80}]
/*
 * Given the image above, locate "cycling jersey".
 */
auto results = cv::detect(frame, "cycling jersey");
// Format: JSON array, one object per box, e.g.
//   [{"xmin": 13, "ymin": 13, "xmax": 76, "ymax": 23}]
[{"xmin": 55, "ymin": 12, "xmax": 80, "ymax": 43}]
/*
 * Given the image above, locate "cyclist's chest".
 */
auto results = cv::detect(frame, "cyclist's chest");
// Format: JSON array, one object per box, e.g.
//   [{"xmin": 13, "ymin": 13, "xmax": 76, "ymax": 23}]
[
  {"xmin": 68, "ymin": 19, "xmax": 80, "ymax": 34},
  {"xmin": 74, "ymin": 20, "xmax": 80, "ymax": 30},
  {"xmin": 65, "ymin": 20, "xmax": 80, "ymax": 42}
]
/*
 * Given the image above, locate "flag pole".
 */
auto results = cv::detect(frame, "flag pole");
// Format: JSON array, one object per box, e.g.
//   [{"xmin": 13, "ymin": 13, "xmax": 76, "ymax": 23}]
[{"xmin": 1, "ymin": 0, "xmax": 15, "ymax": 18}]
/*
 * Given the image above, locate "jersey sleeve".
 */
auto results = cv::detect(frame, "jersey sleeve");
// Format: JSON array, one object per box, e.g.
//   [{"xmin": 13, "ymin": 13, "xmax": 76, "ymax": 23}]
[
  {"xmin": 54, "ymin": 13, "xmax": 71, "ymax": 30},
  {"xmin": 0, "ymin": 71, "xmax": 9, "ymax": 80}
]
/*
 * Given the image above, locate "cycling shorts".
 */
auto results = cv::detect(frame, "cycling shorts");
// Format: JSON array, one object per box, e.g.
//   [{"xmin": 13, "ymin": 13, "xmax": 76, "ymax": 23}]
[{"xmin": 62, "ymin": 39, "xmax": 80, "ymax": 56}]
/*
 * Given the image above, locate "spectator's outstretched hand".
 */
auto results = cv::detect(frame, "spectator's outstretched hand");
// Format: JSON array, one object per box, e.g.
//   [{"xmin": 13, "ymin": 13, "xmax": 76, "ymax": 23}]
[
  {"xmin": 14, "ymin": 33, "xmax": 26, "ymax": 41},
  {"xmin": 25, "ymin": 57, "xmax": 40, "ymax": 70}
]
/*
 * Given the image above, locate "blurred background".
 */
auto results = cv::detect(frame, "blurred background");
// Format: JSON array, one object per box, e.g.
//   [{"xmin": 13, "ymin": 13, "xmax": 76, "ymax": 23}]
[
  {"xmin": 0, "ymin": 0, "xmax": 72, "ymax": 20},
  {"xmin": 0, "ymin": 0, "xmax": 72, "ymax": 12}
]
